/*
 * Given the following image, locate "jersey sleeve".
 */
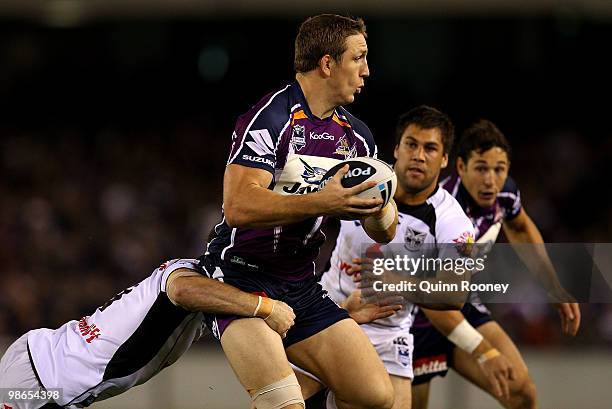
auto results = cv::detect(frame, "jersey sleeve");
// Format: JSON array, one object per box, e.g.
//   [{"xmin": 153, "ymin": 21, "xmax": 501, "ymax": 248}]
[
  {"xmin": 436, "ymin": 199, "xmax": 476, "ymax": 261},
  {"xmin": 499, "ymin": 175, "xmax": 522, "ymax": 221},
  {"xmin": 226, "ymin": 86, "xmax": 291, "ymax": 174}
]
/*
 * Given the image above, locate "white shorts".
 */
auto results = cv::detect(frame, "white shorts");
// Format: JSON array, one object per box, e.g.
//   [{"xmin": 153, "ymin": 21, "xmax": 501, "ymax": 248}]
[
  {"xmin": 291, "ymin": 326, "xmax": 414, "ymax": 385},
  {"xmin": 320, "ymin": 278, "xmax": 414, "ymax": 379},
  {"xmin": 0, "ymin": 333, "xmax": 55, "ymax": 409},
  {"xmin": 363, "ymin": 325, "xmax": 414, "ymax": 379}
]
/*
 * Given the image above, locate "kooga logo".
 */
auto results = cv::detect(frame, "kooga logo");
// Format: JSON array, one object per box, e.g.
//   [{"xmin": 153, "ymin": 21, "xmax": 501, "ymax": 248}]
[{"xmin": 344, "ymin": 166, "xmax": 372, "ymax": 178}]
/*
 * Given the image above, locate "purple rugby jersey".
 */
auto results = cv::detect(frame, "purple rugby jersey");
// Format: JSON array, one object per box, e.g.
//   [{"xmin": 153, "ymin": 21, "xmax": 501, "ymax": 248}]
[
  {"xmin": 441, "ymin": 173, "xmax": 522, "ymax": 242},
  {"xmin": 206, "ymin": 82, "xmax": 378, "ymax": 281},
  {"xmin": 411, "ymin": 173, "xmax": 522, "ymax": 329}
]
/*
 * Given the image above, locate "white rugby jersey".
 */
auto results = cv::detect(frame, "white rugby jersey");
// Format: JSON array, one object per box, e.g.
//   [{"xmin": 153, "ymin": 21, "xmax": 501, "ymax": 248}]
[
  {"xmin": 27, "ymin": 259, "xmax": 204, "ymax": 407},
  {"xmin": 320, "ymin": 186, "xmax": 474, "ymax": 331}
]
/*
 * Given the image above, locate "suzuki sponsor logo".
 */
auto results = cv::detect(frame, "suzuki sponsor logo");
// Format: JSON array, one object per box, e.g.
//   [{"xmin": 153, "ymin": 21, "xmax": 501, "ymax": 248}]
[
  {"xmin": 242, "ymin": 154, "xmax": 274, "ymax": 167},
  {"xmin": 310, "ymin": 131, "xmax": 334, "ymax": 141}
]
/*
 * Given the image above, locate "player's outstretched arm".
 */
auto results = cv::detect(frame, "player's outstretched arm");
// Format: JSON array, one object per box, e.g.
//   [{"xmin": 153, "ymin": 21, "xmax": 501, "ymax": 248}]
[
  {"xmin": 503, "ymin": 208, "xmax": 581, "ymax": 336},
  {"xmin": 422, "ymin": 308, "xmax": 515, "ymax": 400},
  {"xmin": 166, "ymin": 269, "xmax": 295, "ymax": 336},
  {"xmin": 223, "ymin": 164, "xmax": 383, "ymax": 229}
]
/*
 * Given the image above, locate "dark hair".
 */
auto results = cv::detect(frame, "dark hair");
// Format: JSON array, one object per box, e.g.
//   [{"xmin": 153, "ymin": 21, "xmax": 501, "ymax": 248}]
[
  {"xmin": 395, "ymin": 105, "xmax": 454, "ymax": 154},
  {"xmin": 456, "ymin": 119, "xmax": 512, "ymax": 163},
  {"xmin": 294, "ymin": 14, "xmax": 367, "ymax": 73}
]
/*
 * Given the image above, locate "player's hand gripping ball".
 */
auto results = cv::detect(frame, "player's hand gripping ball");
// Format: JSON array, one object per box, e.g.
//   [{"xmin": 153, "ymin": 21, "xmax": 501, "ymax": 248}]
[{"xmin": 320, "ymin": 157, "xmax": 397, "ymax": 209}]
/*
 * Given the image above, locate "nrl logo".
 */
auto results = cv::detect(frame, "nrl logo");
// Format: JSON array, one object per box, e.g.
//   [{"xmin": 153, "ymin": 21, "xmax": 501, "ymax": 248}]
[
  {"xmin": 291, "ymin": 124, "xmax": 306, "ymax": 152},
  {"xmin": 404, "ymin": 227, "xmax": 427, "ymax": 251}
]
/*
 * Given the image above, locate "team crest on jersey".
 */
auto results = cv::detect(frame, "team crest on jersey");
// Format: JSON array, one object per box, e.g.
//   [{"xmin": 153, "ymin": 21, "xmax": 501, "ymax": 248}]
[
  {"xmin": 335, "ymin": 134, "xmax": 357, "ymax": 159},
  {"xmin": 453, "ymin": 231, "xmax": 475, "ymax": 256},
  {"xmin": 404, "ymin": 227, "xmax": 427, "ymax": 251},
  {"xmin": 291, "ymin": 124, "xmax": 306, "ymax": 151}
]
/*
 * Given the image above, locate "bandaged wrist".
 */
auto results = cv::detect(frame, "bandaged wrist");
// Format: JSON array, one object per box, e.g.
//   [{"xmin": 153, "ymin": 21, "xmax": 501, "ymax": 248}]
[
  {"xmin": 477, "ymin": 348, "xmax": 501, "ymax": 365},
  {"xmin": 364, "ymin": 200, "xmax": 397, "ymax": 231},
  {"xmin": 447, "ymin": 319, "xmax": 484, "ymax": 354},
  {"xmin": 253, "ymin": 296, "xmax": 275, "ymax": 319}
]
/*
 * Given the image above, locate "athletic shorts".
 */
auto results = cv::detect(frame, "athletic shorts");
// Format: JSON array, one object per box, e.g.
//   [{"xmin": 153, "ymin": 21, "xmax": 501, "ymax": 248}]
[
  {"xmin": 411, "ymin": 302, "xmax": 493, "ymax": 385},
  {"xmin": 361, "ymin": 325, "xmax": 414, "ymax": 379},
  {"xmin": 200, "ymin": 255, "xmax": 350, "ymax": 347},
  {"xmin": 0, "ymin": 334, "xmax": 62, "ymax": 409}
]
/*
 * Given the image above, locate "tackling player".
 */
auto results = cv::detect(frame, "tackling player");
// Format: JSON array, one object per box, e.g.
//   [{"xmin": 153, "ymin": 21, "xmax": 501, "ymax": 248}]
[
  {"xmin": 410, "ymin": 120, "xmax": 581, "ymax": 409},
  {"xmin": 0, "ymin": 258, "xmax": 295, "ymax": 409},
  {"xmin": 201, "ymin": 14, "xmax": 400, "ymax": 409}
]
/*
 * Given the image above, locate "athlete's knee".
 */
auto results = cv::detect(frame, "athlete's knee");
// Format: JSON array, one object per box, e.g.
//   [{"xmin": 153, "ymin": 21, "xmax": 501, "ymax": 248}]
[
  {"xmin": 369, "ymin": 383, "xmax": 395, "ymax": 409},
  {"xmin": 508, "ymin": 377, "xmax": 537, "ymax": 409},
  {"xmin": 338, "ymin": 379, "xmax": 394, "ymax": 409},
  {"xmin": 249, "ymin": 373, "xmax": 305, "ymax": 409}
]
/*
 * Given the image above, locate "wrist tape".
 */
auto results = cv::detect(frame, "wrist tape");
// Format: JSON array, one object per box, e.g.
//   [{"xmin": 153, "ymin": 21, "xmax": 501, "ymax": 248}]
[
  {"xmin": 447, "ymin": 319, "xmax": 484, "ymax": 354},
  {"xmin": 253, "ymin": 295, "xmax": 275, "ymax": 319},
  {"xmin": 364, "ymin": 200, "xmax": 397, "ymax": 231}
]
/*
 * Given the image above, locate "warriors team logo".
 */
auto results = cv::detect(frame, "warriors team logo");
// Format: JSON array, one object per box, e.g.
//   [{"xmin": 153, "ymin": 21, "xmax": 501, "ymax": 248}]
[
  {"xmin": 290, "ymin": 124, "xmax": 306, "ymax": 151},
  {"xmin": 404, "ymin": 227, "xmax": 427, "ymax": 251},
  {"xmin": 334, "ymin": 134, "xmax": 357, "ymax": 159},
  {"xmin": 299, "ymin": 158, "xmax": 328, "ymax": 185}
]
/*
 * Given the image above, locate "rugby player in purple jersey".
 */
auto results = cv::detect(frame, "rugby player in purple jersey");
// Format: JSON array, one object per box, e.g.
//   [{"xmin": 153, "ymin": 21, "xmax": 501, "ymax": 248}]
[
  {"xmin": 410, "ymin": 120, "xmax": 581, "ymax": 409},
  {"xmin": 200, "ymin": 14, "xmax": 401, "ymax": 409}
]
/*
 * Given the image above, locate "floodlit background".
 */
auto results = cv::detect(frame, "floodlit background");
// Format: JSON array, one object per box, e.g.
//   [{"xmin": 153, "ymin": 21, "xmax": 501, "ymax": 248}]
[{"xmin": 1, "ymin": 1, "xmax": 612, "ymax": 408}]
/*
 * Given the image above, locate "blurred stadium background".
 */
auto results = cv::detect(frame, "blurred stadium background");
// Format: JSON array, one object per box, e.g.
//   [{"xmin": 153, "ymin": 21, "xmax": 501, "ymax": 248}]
[{"xmin": 1, "ymin": 1, "xmax": 612, "ymax": 408}]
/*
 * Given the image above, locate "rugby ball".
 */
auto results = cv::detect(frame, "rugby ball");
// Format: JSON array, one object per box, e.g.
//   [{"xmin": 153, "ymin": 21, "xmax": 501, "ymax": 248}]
[{"xmin": 320, "ymin": 157, "xmax": 397, "ymax": 208}]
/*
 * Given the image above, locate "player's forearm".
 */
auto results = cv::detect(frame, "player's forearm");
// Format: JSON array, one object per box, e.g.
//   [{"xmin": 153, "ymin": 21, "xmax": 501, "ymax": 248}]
[
  {"xmin": 362, "ymin": 199, "xmax": 398, "ymax": 243},
  {"xmin": 504, "ymin": 219, "xmax": 564, "ymax": 292},
  {"xmin": 171, "ymin": 276, "xmax": 261, "ymax": 315},
  {"xmin": 424, "ymin": 309, "xmax": 489, "ymax": 355},
  {"xmin": 224, "ymin": 184, "xmax": 332, "ymax": 229},
  {"xmin": 421, "ymin": 308, "xmax": 466, "ymax": 335}
]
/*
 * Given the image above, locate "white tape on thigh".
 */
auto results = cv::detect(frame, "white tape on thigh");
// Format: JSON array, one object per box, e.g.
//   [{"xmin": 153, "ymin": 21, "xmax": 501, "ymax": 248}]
[{"xmin": 251, "ymin": 373, "xmax": 305, "ymax": 409}]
